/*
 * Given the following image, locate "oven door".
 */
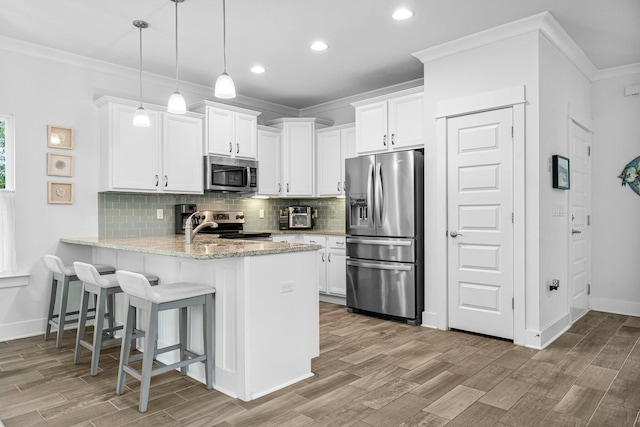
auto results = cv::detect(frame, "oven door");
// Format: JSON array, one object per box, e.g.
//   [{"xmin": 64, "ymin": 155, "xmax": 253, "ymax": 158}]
[{"xmin": 346, "ymin": 258, "xmax": 416, "ymax": 319}]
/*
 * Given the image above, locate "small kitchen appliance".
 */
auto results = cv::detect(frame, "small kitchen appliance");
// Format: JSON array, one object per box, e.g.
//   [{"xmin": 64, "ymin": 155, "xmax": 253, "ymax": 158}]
[
  {"xmin": 287, "ymin": 206, "xmax": 313, "ymax": 229},
  {"xmin": 174, "ymin": 205, "xmax": 271, "ymax": 240}
]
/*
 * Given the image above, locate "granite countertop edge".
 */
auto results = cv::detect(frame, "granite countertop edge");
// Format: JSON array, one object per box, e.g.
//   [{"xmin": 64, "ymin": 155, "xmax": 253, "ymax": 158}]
[{"xmin": 60, "ymin": 236, "xmax": 322, "ymax": 260}]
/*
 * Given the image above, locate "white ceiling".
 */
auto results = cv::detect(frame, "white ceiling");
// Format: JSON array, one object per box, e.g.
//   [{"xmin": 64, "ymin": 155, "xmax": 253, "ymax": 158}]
[{"xmin": 2, "ymin": 0, "xmax": 639, "ymax": 109}]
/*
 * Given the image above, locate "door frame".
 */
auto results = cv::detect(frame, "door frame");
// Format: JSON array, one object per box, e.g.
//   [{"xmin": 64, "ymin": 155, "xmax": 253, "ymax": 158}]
[{"xmin": 433, "ymin": 85, "xmax": 526, "ymax": 346}]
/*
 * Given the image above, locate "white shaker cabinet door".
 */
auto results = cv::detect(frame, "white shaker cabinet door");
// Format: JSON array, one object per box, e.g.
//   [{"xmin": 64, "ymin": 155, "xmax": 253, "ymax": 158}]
[
  {"xmin": 234, "ymin": 112, "xmax": 258, "ymax": 159},
  {"xmin": 282, "ymin": 121, "xmax": 314, "ymax": 196},
  {"xmin": 388, "ymin": 92, "xmax": 424, "ymax": 150},
  {"xmin": 162, "ymin": 114, "xmax": 203, "ymax": 194},
  {"xmin": 355, "ymin": 101, "xmax": 387, "ymax": 154},
  {"xmin": 257, "ymin": 128, "xmax": 281, "ymax": 196},
  {"xmin": 206, "ymin": 107, "xmax": 235, "ymax": 156},
  {"xmin": 316, "ymin": 129, "xmax": 342, "ymax": 196},
  {"xmin": 111, "ymin": 103, "xmax": 161, "ymax": 191}
]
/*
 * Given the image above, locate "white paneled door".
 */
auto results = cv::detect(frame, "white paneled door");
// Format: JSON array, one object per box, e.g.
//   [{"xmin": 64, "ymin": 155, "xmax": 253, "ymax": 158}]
[
  {"xmin": 447, "ymin": 108, "xmax": 514, "ymax": 340},
  {"xmin": 569, "ymin": 120, "xmax": 592, "ymax": 321}
]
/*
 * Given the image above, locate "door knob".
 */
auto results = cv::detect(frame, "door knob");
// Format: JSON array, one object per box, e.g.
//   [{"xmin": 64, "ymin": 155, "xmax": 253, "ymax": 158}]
[
  {"xmin": 450, "ymin": 231, "xmax": 463, "ymax": 238},
  {"xmin": 572, "ymin": 229, "xmax": 582, "ymax": 235}
]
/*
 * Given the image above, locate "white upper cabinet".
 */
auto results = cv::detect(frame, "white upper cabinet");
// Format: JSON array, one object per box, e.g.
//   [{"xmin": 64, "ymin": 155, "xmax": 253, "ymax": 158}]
[
  {"xmin": 266, "ymin": 117, "xmax": 333, "ymax": 197},
  {"xmin": 191, "ymin": 101, "xmax": 260, "ymax": 159},
  {"xmin": 316, "ymin": 124, "xmax": 355, "ymax": 197},
  {"xmin": 256, "ymin": 126, "xmax": 281, "ymax": 196},
  {"xmin": 96, "ymin": 96, "xmax": 203, "ymax": 194},
  {"xmin": 352, "ymin": 86, "xmax": 424, "ymax": 154}
]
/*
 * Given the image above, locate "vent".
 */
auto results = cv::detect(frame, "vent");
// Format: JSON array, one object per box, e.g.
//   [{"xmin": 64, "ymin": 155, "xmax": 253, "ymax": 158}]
[{"xmin": 624, "ymin": 85, "xmax": 640, "ymax": 96}]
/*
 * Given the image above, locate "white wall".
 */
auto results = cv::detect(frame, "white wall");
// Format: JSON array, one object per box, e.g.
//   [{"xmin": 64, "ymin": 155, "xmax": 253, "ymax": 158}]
[
  {"xmin": 421, "ymin": 32, "xmax": 542, "ymax": 339},
  {"xmin": 538, "ymin": 34, "xmax": 592, "ymax": 333},
  {"xmin": 591, "ymin": 71, "xmax": 640, "ymax": 315}
]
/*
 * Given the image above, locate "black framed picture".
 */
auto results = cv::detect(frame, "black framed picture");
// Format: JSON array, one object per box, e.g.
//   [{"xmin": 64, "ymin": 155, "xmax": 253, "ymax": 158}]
[{"xmin": 552, "ymin": 155, "xmax": 570, "ymax": 190}]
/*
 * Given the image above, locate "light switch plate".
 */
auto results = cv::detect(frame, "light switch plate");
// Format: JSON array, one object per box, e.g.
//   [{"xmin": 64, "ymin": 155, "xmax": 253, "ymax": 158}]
[
  {"xmin": 259, "ymin": 209, "xmax": 264, "ymax": 218},
  {"xmin": 156, "ymin": 209, "xmax": 163, "ymax": 220}
]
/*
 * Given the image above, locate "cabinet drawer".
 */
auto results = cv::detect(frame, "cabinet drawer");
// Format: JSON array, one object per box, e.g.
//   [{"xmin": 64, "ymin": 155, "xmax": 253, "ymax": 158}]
[
  {"xmin": 327, "ymin": 236, "xmax": 346, "ymax": 249},
  {"xmin": 302, "ymin": 235, "xmax": 326, "ymax": 246}
]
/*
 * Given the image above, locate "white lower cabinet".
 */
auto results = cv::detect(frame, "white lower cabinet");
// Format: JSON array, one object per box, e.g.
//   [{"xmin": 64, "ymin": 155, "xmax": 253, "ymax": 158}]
[{"xmin": 302, "ymin": 235, "xmax": 346, "ymax": 298}]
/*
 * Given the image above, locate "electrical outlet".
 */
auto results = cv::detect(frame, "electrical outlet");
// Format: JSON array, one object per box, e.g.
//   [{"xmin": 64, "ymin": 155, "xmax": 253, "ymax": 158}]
[
  {"xmin": 280, "ymin": 281, "xmax": 294, "ymax": 293},
  {"xmin": 156, "ymin": 209, "xmax": 163, "ymax": 220},
  {"xmin": 550, "ymin": 279, "xmax": 560, "ymax": 291},
  {"xmin": 259, "ymin": 209, "xmax": 264, "ymax": 218}
]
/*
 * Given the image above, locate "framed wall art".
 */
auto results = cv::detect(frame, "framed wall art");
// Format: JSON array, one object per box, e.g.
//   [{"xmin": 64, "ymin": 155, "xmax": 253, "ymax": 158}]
[
  {"xmin": 48, "ymin": 181, "xmax": 74, "ymax": 204},
  {"xmin": 552, "ymin": 155, "xmax": 570, "ymax": 190},
  {"xmin": 47, "ymin": 125, "xmax": 73, "ymax": 149},
  {"xmin": 47, "ymin": 153, "xmax": 74, "ymax": 177}
]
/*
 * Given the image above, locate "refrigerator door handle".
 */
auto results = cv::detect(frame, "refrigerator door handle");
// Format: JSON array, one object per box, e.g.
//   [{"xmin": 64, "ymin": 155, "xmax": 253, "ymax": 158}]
[
  {"xmin": 375, "ymin": 162, "xmax": 384, "ymax": 225},
  {"xmin": 367, "ymin": 163, "xmax": 374, "ymax": 224},
  {"xmin": 347, "ymin": 259, "xmax": 412, "ymax": 271},
  {"xmin": 347, "ymin": 238, "xmax": 412, "ymax": 246}
]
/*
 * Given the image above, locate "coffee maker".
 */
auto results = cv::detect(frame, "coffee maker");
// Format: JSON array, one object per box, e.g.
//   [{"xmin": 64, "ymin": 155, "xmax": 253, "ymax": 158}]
[{"xmin": 175, "ymin": 204, "xmax": 197, "ymax": 234}]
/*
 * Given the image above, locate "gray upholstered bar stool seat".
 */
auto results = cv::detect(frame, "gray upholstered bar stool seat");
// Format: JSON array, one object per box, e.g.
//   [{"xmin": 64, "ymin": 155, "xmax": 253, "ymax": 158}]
[
  {"xmin": 43, "ymin": 254, "xmax": 116, "ymax": 348},
  {"xmin": 115, "ymin": 270, "xmax": 215, "ymax": 413},
  {"xmin": 73, "ymin": 262, "xmax": 159, "ymax": 376}
]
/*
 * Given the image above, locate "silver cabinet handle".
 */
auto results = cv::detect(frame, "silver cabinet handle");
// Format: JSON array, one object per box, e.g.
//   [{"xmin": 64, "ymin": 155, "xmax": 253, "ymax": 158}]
[
  {"xmin": 321, "ymin": 253, "xmax": 325, "ymax": 262},
  {"xmin": 336, "ymin": 241, "xmax": 345, "ymax": 245},
  {"xmin": 278, "ymin": 183, "xmax": 281, "ymax": 193},
  {"xmin": 287, "ymin": 183, "xmax": 290, "ymax": 193},
  {"xmin": 346, "ymin": 238, "xmax": 412, "ymax": 246},
  {"xmin": 155, "ymin": 175, "xmax": 159, "ymax": 187},
  {"xmin": 391, "ymin": 133, "xmax": 395, "ymax": 145},
  {"xmin": 236, "ymin": 143, "xmax": 239, "ymax": 154},
  {"xmin": 328, "ymin": 253, "xmax": 332, "ymax": 262},
  {"xmin": 450, "ymin": 231, "xmax": 463, "ymax": 238},
  {"xmin": 338, "ymin": 181, "xmax": 341, "ymax": 192},
  {"xmin": 164, "ymin": 175, "xmax": 168, "ymax": 187},
  {"xmin": 572, "ymin": 229, "xmax": 582, "ymax": 235},
  {"xmin": 309, "ymin": 240, "xmax": 318, "ymax": 243},
  {"xmin": 229, "ymin": 142, "xmax": 232, "ymax": 153},
  {"xmin": 383, "ymin": 134, "xmax": 387, "ymax": 146}
]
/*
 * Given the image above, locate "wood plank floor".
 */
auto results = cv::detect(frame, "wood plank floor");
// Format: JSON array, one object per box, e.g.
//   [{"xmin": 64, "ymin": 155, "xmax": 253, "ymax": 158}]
[{"xmin": 1, "ymin": 303, "xmax": 639, "ymax": 426}]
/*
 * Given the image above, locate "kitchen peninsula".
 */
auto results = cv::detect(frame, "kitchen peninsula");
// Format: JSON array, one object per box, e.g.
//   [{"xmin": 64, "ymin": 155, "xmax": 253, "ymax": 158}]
[{"xmin": 60, "ymin": 235, "xmax": 321, "ymax": 402}]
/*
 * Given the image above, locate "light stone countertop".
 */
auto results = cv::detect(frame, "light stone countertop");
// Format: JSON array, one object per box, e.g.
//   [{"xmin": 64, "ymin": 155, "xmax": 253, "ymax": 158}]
[{"xmin": 60, "ymin": 235, "xmax": 322, "ymax": 260}]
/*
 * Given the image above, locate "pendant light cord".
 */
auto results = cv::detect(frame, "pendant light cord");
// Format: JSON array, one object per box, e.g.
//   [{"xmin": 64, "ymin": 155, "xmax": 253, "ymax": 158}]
[
  {"xmin": 139, "ymin": 25, "xmax": 144, "ymax": 106},
  {"xmin": 222, "ymin": 0, "xmax": 227, "ymax": 73},
  {"xmin": 174, "ymin": 0, "xmax": 180, "ymax": 88}
]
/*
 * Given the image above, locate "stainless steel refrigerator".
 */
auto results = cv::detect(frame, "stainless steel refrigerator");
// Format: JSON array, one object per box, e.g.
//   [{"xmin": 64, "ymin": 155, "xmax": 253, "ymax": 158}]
[{"xmin": 345, "ymin": 150, "xmax": 424, "ymax": 325}]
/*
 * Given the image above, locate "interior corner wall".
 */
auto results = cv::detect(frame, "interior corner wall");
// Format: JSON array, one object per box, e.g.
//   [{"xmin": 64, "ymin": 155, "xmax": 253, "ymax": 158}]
[
  {"xmin": 420, "ymin": 32, "xmax": 542, "ymax": 334},
  {"xmin": 591, "ymin": 71, "xmax": 640, "ymax": 316},
  {"xmin": 537, "ymin": 35, "xmax": 592, "ymax": 336}
]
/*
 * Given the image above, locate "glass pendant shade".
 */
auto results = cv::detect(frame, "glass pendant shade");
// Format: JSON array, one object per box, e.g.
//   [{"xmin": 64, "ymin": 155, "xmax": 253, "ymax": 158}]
[
  {"xmin": 133, "ymin": 106, "xmax": 151, "ymax": 127},
  {"xmin": 214, "ymin": 72, "xmax": 236, "ymax": 99},
  {"xmin": 167, "ymin": 91, "xmax": 187, "ymax": 114}
]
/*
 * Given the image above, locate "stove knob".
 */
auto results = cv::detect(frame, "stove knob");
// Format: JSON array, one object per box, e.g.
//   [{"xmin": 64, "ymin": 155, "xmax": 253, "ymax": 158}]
[{"xmin": 236, "ymin": 215, "xmax": 244, "ymax": 219}]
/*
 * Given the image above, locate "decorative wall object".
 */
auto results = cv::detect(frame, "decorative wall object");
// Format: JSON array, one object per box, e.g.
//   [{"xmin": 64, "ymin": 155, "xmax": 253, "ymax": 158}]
[
  {"xmin": 47, "ymin": 125, "xmax": 73, "ymax": 149},
  {"xmin": 552, "ymin": 155, "xmax": 570, "ymax": 190},
  {"xmin": 47, "ymin": 153, "xmax": 73, "ymax": 177},
  {"xmin": 618, "ymin": 155, "xmax": 640, "ymax": 196},
  {"xmin": 48, "ymin": 181, "xmax": 74, "ymax": 204}
]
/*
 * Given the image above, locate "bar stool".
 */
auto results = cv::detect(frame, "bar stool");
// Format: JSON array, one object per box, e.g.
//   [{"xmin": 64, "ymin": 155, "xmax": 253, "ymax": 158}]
[
  {"xmin": 43, "ymin": 254, "xmax": 116, "ymax": 348},
  {"xmin": 72, "ymin": 262, "xmax": 159, "ymax": 376},
  {"xmin": 115, "ymin": 270, "xmax": 215, "ymax": 413}
]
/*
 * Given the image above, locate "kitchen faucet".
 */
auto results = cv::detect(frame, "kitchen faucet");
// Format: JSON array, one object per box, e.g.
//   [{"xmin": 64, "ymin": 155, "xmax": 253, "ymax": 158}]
[{"xmin": 185, "ymin": 211, "xmax": 218, "ymax": 245}]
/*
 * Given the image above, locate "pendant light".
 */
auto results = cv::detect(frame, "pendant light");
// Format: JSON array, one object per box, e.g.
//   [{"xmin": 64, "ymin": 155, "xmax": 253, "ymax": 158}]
[
  {"xmin": 214, "ymin": 0, "xmax": 236, "ymax": 99},
  {"xmin": 167, "ymin": 0, "xmax": 187, "ymax": 114},
  {"xmin": 133, "ymin": 20, "xmax": 150, "ymax": 127}
]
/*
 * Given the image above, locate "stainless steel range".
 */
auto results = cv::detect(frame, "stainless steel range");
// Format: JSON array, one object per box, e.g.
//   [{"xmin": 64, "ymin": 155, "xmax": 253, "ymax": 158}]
[{"xmin": 175, "ymin": 205, "xmax": 271, "ymax": 240}]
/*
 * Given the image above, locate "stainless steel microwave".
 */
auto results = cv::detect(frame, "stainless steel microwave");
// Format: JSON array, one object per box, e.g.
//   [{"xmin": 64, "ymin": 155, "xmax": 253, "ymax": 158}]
[{"xmin": 204, "ymin": 156, "xmax": 258, "ymax": 193}]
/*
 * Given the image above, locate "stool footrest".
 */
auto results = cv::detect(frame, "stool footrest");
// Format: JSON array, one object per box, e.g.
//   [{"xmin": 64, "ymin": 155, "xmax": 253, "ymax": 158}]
[{"xmin": 122, "ymin": 354, "xmax": 207, "ymax": 380}]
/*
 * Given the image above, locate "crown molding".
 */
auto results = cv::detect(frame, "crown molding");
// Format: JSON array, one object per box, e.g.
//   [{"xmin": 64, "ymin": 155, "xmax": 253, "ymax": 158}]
[
  {"xmin": 412, "ymin": 11, "xmax": 598, "ymax": 81},
  {"xmin": 593, "ymin": 62, "xmax": 640, "ymax": 81}
]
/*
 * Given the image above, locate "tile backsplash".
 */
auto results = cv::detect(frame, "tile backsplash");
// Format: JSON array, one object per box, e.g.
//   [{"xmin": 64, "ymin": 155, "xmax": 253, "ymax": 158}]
[{"xmin": 98, "ymin": 192, "xmax": 345, "ymax": 238}]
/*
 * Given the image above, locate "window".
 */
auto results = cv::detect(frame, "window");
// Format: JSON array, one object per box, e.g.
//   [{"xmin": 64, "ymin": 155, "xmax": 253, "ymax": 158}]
[{"xmin": 0, "ymin": 113, "xmax": 14, "ymax": 190}]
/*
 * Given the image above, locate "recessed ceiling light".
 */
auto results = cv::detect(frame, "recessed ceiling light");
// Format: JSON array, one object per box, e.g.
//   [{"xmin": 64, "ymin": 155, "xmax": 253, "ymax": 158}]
[
  {"xmin": 251, "ymin": 65, "xmax": 266, "ymax": 73},
  {"xmin": 392, "ymin": 8, "xmax": 414, "ymax": 20},
  {"xmin": 310, "ymin": 41, "xmax": 328, "ymax": 51}
]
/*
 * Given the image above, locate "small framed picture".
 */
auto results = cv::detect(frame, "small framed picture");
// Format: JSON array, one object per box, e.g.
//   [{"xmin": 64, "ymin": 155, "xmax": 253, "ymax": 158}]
[
  {"xmin": 47, "ymin": 153, "xmax": 74, "ymax": 177},
  {"xmin": 47, "ymin": 125, "xmax": 74, "ymax": 149},
  {"xmin": 552, "ymin": 155, "xmax": 570, "ymax": 190},
  {"xmin": 48, "ymin": 181, "xmax": 74, "ymax": 204}
]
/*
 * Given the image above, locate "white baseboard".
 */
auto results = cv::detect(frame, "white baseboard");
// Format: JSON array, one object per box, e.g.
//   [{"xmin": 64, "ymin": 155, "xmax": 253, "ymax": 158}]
[
  {"xmin": 421, "ymin": 311, "xmax": 439, "ymax": 329},
  {"xmin": 319, "ymin": 294, "xmax": 346, "ymax": 306},
  {"xmin": 591, "ymin": 297, "xmax": 640, "ymax": 317},
  {"xmin": 523, "ymin": 312, "xmax": 572, "ymax": 350},
  {"xmin": 0, "ymin": 318, "xmax": 46, "ymax": 341}
]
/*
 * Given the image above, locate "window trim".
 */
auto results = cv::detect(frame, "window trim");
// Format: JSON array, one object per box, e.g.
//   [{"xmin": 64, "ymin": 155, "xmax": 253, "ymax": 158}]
[{"xmin": 0, "ymin": 113, "xmax": 15, "ymax": 191}]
